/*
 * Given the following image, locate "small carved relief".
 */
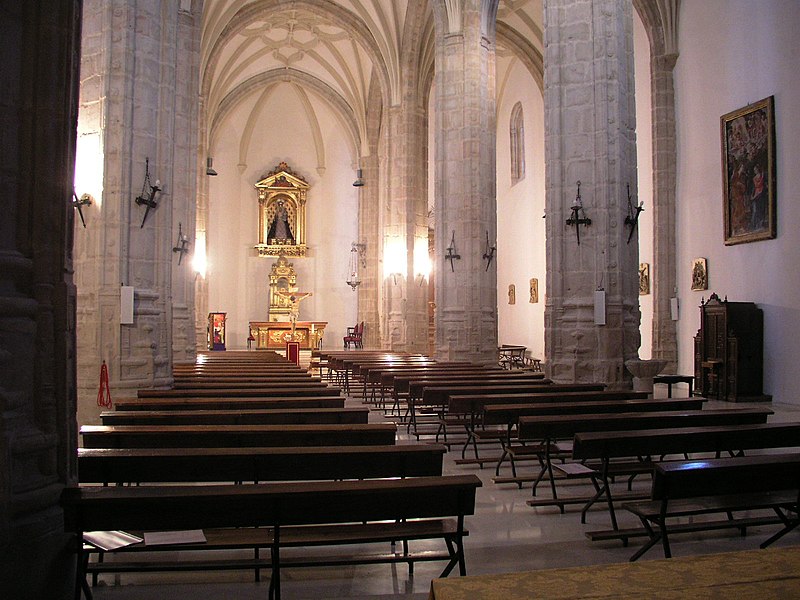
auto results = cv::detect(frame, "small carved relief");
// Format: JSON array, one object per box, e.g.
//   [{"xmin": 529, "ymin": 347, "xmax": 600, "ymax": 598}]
[
  {"xmin": 508, "ymin": 284, "xmax": 516, "ymax": 305},
  {"xmin": 529, "ymin": 278, "xmax": 538, "ymax": 303},
  {"xmin": 639, "ymin": 263, "xmax": 650, "ymax": 295}
]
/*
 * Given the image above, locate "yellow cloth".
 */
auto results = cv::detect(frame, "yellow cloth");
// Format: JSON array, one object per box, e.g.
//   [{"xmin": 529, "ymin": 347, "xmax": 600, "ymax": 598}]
[{"xmin": 429, "ymin": 546, "xmax": 800, "ymax": 599}]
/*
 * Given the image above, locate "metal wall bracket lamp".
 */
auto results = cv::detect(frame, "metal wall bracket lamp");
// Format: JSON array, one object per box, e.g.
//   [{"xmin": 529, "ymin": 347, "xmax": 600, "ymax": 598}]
[
  {"xmin": 624, "ymin": 183, "xmax": 644, "ymax": 244},
  {"xmin": 172, "ymin": 222, "xmax": 190, "ymax": 264},
  {"xmin": 445, "ymin": 231, "xmax": 461, "ymax": 272},
  {"xmin": 565, "ymin": 180, "xmax": 591, "ymax": 245},
  {"xmin": 482, "ymin": 230, "xmax": 496, "ymax": 271},
  {"xmin": 135, "ymin": 157, "xmax": 162, "ymax": 228},
  {"xmin": 72, "ymin": 191, "xmax": 92, "ymax": 228}
]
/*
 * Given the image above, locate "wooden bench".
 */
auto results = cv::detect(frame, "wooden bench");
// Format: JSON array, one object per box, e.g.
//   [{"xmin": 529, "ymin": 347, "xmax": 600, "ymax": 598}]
[
  {"xmin": 137, "ymin": 385, "xmax": 341, "ymax": 398},
  {"xmin": 78, "ymin": 444, "xmax": 446, "ymax": 485},
  {"xmin": 516, "ymin": 407, "xmax": 774, "ymax": 513},
  {"xmin": 408, "ymin": 382, "xmax": 605, "ymax": 436},
  {"xmin": 653, "ymin": 374, "xmax": 695, "ymax": 397},
  {"xmin": 99, "ymin": 406, "xmax": 369, "ymax": 426},
  {"xmin": 572, "ymin": 421, "xmax": 800, "ymax": 535},
  {"xmin": 622, "ymin": 454, "xmax": 800, "ymax": 560},
  {"xmin": 482, "ymin": 397, "xmax": 704, "ymax": 480},
  {"xmin": 79, "ymin": 423, "xmax": 398, "ymax": 449},
  {"xmin": 113, "ymin": 396, "xmax": 346, "ymax": 411},
  {"xmin": 63, "ymin": 475, "xmax": 482, "ymax": 600}
]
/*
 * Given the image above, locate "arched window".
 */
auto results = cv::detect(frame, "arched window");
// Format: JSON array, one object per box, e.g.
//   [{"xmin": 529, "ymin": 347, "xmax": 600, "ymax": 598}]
[{"xmin": 510, "ymin": 102, "xmax": 525, "ymax": 184}]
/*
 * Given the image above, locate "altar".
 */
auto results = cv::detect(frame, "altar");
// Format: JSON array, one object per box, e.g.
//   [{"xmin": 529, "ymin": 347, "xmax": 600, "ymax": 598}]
[{"xmin": 249, "ymin": 321, "xmax": 327, "ymax": 350}]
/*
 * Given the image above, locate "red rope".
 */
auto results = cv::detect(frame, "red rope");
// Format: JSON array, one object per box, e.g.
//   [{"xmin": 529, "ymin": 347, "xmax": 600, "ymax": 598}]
[{"xmin": 97, "ymin": 360, "xmax": 112, "ymax": 408}]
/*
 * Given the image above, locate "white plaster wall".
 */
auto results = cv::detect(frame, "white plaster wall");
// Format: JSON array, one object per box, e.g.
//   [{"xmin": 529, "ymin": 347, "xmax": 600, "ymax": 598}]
[
  {"xmin": 495, "ymin": 59, "xmax": 546, "ymax": 362},
  {"xmin": 674, "ymin": 0, "xmax": 800, "ymax": 404},
  {"xmin": 634, "ymin": 12, "xmax": 654, "ymax": 359},
  {"xmin": 206, "ymin": 84, "xmax": 358, "ymax": 350}
]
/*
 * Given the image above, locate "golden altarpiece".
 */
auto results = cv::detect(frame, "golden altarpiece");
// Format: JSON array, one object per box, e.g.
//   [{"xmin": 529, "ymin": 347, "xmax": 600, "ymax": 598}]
[
  {"xmin": 249, "ymin": 163, "xmax": 325, "ymax": 349},
  {"xmin": 254, "ymin": 162, "xmax": 308, "ymax": 257}
]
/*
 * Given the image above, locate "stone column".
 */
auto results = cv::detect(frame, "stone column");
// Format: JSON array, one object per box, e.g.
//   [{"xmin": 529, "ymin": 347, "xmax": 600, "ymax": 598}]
[
  {"xmin": 544, "ymin": 0, "xmax": 640, "ymax": 385},
  {"xmin": 645, "ymin": 0, "xmax": 680, "ymax": 372},
  {"xmin": 0, "ymin": 2, "xmax": 81, "ymax": 597},
  {"xmin": 170, "ymin": 5, "xmax": 202, "ymax": 364},
  {"xmin": 382, "ymin": 102, "xmax": 429, "ymax": 353},
  {"xmin": 74, "ymin": 1, "xmax": 201, "ymax": 422},
  {"xmin": 432, "ymin": 0, "xmax": 499, "ymax": 363}
]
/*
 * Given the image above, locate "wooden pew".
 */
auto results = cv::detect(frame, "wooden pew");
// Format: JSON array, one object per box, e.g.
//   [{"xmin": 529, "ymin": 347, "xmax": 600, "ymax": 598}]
[
  {"xmin": 408, "ymin": 382, "xmax": 606, "ymax": 436},
  {"xmin": 99, "ymin": 406, "xmax": 370, "ymax": 426},
  {"xmin": 136, "ymin": 385, "xmax": 341, "ymax": 398},
  {"xmin": 516, "ymin": 407, "xmax": 774, "ymax": 513},
  {"xmin": 480, "ymin": 396, "xmax": 703, "ymax": 478},
  {"xmin": 63, "ymin": 475, "xmax": 482, "ymax": 600},
  {"xmin": 114, "ymin": 396, "xmax": 346, "ymax": 411},
  {"xmin": 622, "ymin": 454, "xmax": 800, "ymax": 560},
  {"xmin": 571, "ymin": 421, "xmax": 800, "ymax": 535},
  {"xmin": 80, "ymin": 423, "xmax": 398, "ymax": 449},
  {"xmin": 78, "ymin": 443, "xmax": 446, "ymax": 484}
]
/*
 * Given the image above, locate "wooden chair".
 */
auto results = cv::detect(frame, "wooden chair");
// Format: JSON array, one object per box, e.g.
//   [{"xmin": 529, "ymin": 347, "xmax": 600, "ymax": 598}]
[{"xmin": 343, "ymin": 321, "xmax": 364, "ymax": 348}]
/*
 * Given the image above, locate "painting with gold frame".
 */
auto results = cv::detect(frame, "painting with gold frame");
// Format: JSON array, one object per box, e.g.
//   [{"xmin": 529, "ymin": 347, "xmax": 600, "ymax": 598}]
[{"xmin": 721, "ymin": 96, "xmax": 776, "ymax": 245}]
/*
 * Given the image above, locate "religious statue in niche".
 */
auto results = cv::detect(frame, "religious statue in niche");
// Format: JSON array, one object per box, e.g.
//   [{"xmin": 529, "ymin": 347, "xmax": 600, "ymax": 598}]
[
  {"xmin": 255, "ymin": 162, "xmax": 309, "ymax": 257},
  {"xmin": 267, "ymin": 199, "xmax": 295, "ymax": 244},
  {"xmin": 508, "ymin": 284, "xmax": 516, "ymax": 305},
  {"xmin": 529, "ymin": 278, "xmax": 538, "ymax": 303}
]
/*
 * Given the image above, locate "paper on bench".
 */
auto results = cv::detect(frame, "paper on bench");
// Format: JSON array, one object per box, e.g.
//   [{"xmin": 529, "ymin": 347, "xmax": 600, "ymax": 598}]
[
  {"xmin": 143, "ymin": 530, "xmax": 207, "ymax": 546},
  {"xmin": 84, "ymin": 530, "xmax": 143, "ymax": 551}
]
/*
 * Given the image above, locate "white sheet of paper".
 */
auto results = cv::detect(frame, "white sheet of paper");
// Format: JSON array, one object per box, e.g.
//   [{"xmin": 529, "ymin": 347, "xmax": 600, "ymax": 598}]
[
  {"xmin": 84, "ymin": 530, "xmax": 143, "ymax": 551},
  {"xmin": 143, "ymin": 529, "xmax": 207, "ymax": 546}
]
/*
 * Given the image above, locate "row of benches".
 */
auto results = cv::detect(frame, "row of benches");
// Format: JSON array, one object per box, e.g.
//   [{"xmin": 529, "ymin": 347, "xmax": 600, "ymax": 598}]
[
  {"xmin": 322, "ymin": 352, "xmax": 800, "ymax": 561},
  {"xmin": 65, "ymin": 350, "xmax": 483, "ymax": 600}
]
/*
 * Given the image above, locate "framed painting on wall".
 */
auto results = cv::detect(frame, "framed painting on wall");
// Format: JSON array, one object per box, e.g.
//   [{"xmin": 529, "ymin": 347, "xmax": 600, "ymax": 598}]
[
  {"xmin": 691, "ymin": 258, "xmax": 708, "ymax": 291},
  {"xmin": 720, "ymin": 96, "xmax": 776, "ymax": 245}
]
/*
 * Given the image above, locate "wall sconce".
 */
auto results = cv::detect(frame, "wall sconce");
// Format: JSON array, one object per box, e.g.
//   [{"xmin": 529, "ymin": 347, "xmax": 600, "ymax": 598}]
[
  {"xmin": 206, "ymin": 157, "xmax": 218, "ymax": 176},
  {"xmin": 445, "ymin": 231, "xmax": 461, "ymax": 272},
  {"xmin": 352, "ymin": 168, "xmax": 364, "ymax": 187},
  {"xmin": 134, "ymin": 157, "xmax": 161, "ymax": 228},
  {"xmin": 565, "ymin": 180, "xmax": 591, "ymax": 245},
  {"xmin": 624, "ymin": 183, "xmax": 644, "ymax": 244},
  {"xmin": 172, "ymin": 222, "xmax": 191, "ymax": 264},
  {"xmin": 71, "ymin": 191, "xmax": 92, "ymax": 228},
  {"xmin": 346, "ymin": 242, "xmax": 363, "ymax": 291},
  {"xmin": 482, "ymin": 230, "xmax": 496, "ymax": 271}
]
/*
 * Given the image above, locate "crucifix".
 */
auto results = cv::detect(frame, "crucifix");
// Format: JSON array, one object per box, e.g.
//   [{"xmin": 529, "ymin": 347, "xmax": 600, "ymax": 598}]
[{"xmin": 276, "ymin": 290, "xmax": 313, "ymax": 336}]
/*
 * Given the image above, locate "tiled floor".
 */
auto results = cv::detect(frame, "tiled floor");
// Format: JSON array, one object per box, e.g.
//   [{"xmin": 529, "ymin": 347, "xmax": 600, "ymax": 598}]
[{"xmin": 87, "ymin": 388, "xmax": 800, "ymax": 599}]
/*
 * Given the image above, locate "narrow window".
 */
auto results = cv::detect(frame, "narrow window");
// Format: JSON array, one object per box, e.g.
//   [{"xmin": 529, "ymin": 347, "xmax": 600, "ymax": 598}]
[{"xmin": 510, "ymin": 102, "xmax": 525, "ymax": 184}]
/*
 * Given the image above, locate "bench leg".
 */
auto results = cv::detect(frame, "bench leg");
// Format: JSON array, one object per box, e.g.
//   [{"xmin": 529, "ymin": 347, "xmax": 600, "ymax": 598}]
[
  {"xmin": 760, "ymin": 507, "xmax": 799, "ymax": 548},
  {"xmin": 629, "ymin": 518, "xmax": 661, "ymax": 562},
  {"xmin": 439, "ymin": 530, "xmax": 466, "ymax": 577},
  {"xmin": 269, "ymin": 528, "xmax": 281, "ymax": 600}
]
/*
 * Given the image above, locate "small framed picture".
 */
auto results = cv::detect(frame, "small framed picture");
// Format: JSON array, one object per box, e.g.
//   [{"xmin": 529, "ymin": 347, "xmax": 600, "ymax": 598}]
[
  {"xmin": 529, "ymin": 278, "xmax": 538, "ymax": 303},
  {"xmin": 691, "ymin": 258, "xmax": 708, "ymax": 291}
]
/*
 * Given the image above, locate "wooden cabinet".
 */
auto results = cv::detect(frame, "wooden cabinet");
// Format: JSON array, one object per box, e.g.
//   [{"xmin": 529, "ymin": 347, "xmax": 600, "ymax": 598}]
[{"xmin": 694, "ymin": 294, "xmax": 770, "ymax": 402}]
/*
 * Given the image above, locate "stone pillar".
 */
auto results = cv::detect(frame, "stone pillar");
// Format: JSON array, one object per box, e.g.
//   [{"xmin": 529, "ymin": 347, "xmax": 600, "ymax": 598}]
[
  {"xmin": 382, "ymin": 103, "xmax": 429, "ymax": 353},
  {"xmin": 170, "ymin": 5, "xmax": 202, "ymax": 364},
  {"xmin": 432, "ymin": 0, "xmax": 499, "ymax": 363},
  {"xmin": 0, "ymin": 2, "xmax": 81, "ymax": 597},
  {"xmin": 543, "ymin": 0, "xmax": 640, "ymax": 385},
  {"xmin": 357, "ymin": 75, "xmax": 383, "ymax": 349},
  {"xmin": 646, "ymin": 0, "xmax": 680, "ymax": 372},
  {"xmin": 74, "ymin": 1, "xmax": 201, "ymax": 422}
]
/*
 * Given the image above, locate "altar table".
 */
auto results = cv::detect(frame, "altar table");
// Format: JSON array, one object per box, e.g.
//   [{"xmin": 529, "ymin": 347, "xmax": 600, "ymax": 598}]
[{"xmin": 249, "ymin": 321, "xmax": 327, "ymax": 350}]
